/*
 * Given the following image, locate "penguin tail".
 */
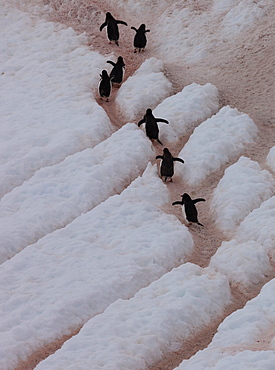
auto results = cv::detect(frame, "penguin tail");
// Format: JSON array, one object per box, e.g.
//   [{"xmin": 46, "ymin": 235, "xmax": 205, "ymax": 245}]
[
  {"xmin": 197, "ymin": 221, "xmax": 204, "ymax": 227},
  {"xmin": 157, "ymin": 138, "xmax": 163, "ymax": 145},
  {"xmin": 115, "ymin": 40, "xmax": 119, "ymax": 46}
]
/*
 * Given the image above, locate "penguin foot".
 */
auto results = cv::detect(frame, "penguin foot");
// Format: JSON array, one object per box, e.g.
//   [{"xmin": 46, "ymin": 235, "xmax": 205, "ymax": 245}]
[{"xmin": 134, "ymin": 49, "xmax": 137, "ymax": 53}]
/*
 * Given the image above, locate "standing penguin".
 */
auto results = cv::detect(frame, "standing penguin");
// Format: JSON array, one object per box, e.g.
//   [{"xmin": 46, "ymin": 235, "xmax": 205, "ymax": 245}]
[
  {"xmin": 106, "ymin": 56, "xmax": 125, "ymax": 86},
  {"xmin": 156, "ymin": 148, "xmax": 185, "ymax": 182},
  {"xmin": 100, "ymin": 12, "xmax": 128, "ymax": 46},
  {"xmin": 138, "ymin": 108, "xmax": 169, "ymax": 145},
  {"xmin": 98, "ymin": 70, "xmax": 112, "ymax": 102},
  {"xmin": 172, "ymin": 193, "xmax": 205, "ymax": 226},
  {"xmin": 131, "ymin": 24, "xmax": 150, "ymax": 53}
]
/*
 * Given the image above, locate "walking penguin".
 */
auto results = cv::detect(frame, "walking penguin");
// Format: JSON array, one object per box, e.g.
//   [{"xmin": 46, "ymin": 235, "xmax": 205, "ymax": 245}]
[
  {"xmin": 107, "ymin": 56, "xmax": 125, "ymax": 86},
  {"xmin": 138, "ymin": 108, "xmax": 169, "ymax": 145},
  {"xmin": 100, "ymin": 12, "xmax": 128, "ymax": 46},
  {"xmin": 156, "ymin": 148, "xmax": 184, "ymax": 182},
  {"xmin": 172, "ymin": 193, "xmax": 205, "ymax": 226},
  {"xmin": 131, "ymin": 24, "xmax": 150, "ymax": 52},
  {"xmin": 98, "ymin": 70, "xmax": 112, "ymax": 102}
]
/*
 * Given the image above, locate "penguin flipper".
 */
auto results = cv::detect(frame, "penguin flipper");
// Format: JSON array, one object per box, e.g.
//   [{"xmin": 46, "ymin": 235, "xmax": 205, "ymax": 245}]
[
  {"xmin": 145, "ymin": 29, "xmax": 150, "ymax": 33},
  {"xmin": 138, "ymin": 118, "xmax": 145, "ymax": 127},
  {"xmin": 193, "ymin": 198, "xmax": 206, "ymax": 204},
  {"xmin": 156, "ymin": 118, "xmax": 169, "ymax": 124},
  {"xmin": 107, "ymin": 60, "xmax": 116, "ymax": 66},
  {"xmin": 172, "ymin": 201, "xmax": 182, "ymax": 206},
  {"xmin": 131, "ymin": 26, "xmax": 138, "ymax": 32},
  {"xmin": 100, "ymin": 22, "xmax": 107, "ymax": 31},
  {"xmin": 117, "ymin": 20, "xmax": 128, "ymax": 26},
  {"xmin": 156, "ymin": 155, "xmax": 163, "ymax": 160},
  {"xmin": 173, "ymin": 157, "xmax": 184, "ymax": 164}
]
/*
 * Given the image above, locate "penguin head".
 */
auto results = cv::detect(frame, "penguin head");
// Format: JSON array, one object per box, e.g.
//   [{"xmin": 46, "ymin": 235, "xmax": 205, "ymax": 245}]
[
  {"xmin": 139, "ymin": 24, "xmax": 146, "ymax": 31},
  {"xmin": 106, "ymin": 12, "xmax": 114, "ymax": 20},
  {"xmin": 146, "ymin": 108, "xmax": 152, "ymax": 115},
  {"xmin": 101, "ymin": 70, "xmax": 109, "ymax": 78},
  {"xmin": 163, "ymin": 148, "xmax": 171, "ymax": 156},
  {"xmin": 181, "ymin": 193, "xmax": 190, "ymax": 202},
  {"xmin": 117, "ymin": 56, "xmax": 124, "ymax": 65}
]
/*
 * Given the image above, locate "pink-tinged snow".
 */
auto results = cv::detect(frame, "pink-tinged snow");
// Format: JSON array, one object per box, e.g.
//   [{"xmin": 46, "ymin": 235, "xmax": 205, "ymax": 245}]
[
  {"xmin": 116, "ymin": 57, "xmax": 173, "ymax": 121},
  {"xmin": 211, "ymin": 156, "xmax": 275, "ymax": 237},
  {"xmin": 266, "ymin": 146, "xmax": 275, "ymax": 174},
  {"xmin": 36, "ymin": 263, "xmax": 231, "ymax": 370},
  {"xmin": 175, "ymin": 106, "xmax": 258, "ymax": 186},
  {"xmin": 0, "ymin": 165, "xmax": 194, "ymax": 370},
  {"xmin": 0, "ymin": 124, "xmax": 155, "ymax": 264},
  {"xmin": 0, "ymin": 3, "xmax": 114, "ymax": 198},
  {"xmin": 153, "ymin": 83, "xmax": 220, "ymax": 143},
  {"xmin": 175, "ymin": 278, "xmax": 275, "ymax": 370}
]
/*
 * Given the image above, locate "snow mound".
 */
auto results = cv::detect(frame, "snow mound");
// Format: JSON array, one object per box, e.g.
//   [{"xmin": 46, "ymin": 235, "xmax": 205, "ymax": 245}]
[
  {"xmin": 36, "ymin": 264, "xmax": 230, "ymax": 370},
  {"xmin": 0, "ymin": 123, "xmax": 154, "ymax": 263},
  {"xmin": 116, "ymin": 57, "xmax": 172, "ymax": 121},
  {"xmin": 153, "ymin": 83, "xmax": 220, "ymax": 143},
  {"xmin": 176, "ymin": 106, "xmax": 258, "ymax": 186},
  {"xmin": 266, "ymin": 146, "xmax": 275, "ymax": 174},
  {"xmin": 176, "ymin": 277, "xmax": 275, "ymax": 369},
  {"xmin": 0, "ymin": 164, "xmax": 193, "ymax": 370},
  {"xmin": 211, "ymin": 156, "xmax": 275, "ymax": 236}
]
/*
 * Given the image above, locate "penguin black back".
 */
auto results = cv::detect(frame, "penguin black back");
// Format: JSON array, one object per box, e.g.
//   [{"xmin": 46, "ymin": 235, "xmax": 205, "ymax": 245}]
[
  {"xmin": 138, "ymin": 108, "xmax": 169, "ymax": 145},
  {"xmin": 100, "ymin": 12, "xmax": 128, "ymax": 46},
  {"xmin": 172, "ymin": 193, "xmax": 205, "ymax": 226},
  {"xmin": 131, "ymin": 24, "xmax": 150, "ymax": 52},
  {"xmin": 99, "ymin": 70, "xmax": 112, "ymax": 101},
  {"xmin": 107, "ymin": 56, "xmax": 125, "ymax": 85},
  {"xmin": 156, "ymin": 148, "xmax": 184, "ymax": 182}
]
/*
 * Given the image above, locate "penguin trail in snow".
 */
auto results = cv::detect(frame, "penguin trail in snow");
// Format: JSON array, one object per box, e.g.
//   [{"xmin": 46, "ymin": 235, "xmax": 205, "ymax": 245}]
[
  {"xmin": 138, "ymin": 108, "xmax": 169, "ymax": 145},
  {"xmin": 172, "ymin": 193, "xmax": 205, "ymax": 227},
  {"xmin": 131, "ymin": 24, "xmax": 150, "ymax": 53},
  {"xmin": 100, "ymin": 12, "xmax": 128, "ymax": 46},
  {"xmin": 156, "ymin": 148, "xmax": 184, "ymax": 182}
]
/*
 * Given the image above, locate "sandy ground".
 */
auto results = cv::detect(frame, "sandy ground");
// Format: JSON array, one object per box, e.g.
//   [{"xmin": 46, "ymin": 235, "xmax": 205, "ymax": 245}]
[{"xmin": 13, "ymin": 0, "xmax": 275, "ymax": 368}]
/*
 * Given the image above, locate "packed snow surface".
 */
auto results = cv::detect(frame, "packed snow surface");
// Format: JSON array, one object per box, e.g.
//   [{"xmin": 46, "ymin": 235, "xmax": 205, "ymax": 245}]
[
  {"xmin": 176, "ymin": 106, "xmax": 258, "ymax": 186},
  {"xmin": 266, "ymin": 146, "xmax": 275, "ymax": 174},
  {"xmin": 36, "ymin": 263, "xmax": 231, "ymax": 370},
  {"xmin": 0, "ymin": 165, "xmax": 194, "ymax": 370},
  {"xmin": 176, "ymin": 277, "xmax": 275, "ymax": 370},
  {"xmin": 211, "ymin": 156, "xmax": 275, "ymax": 236}
]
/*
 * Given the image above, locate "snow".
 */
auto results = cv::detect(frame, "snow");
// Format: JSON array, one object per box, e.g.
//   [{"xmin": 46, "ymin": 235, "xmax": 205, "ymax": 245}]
[
  {"xmin": 0, "ymin": 164, "xmax": 194, "ymax": 369},
  {"xmin": 175, "ymin": 106, "xmax": 258, "ymax": 186},
  {"xmin": 36, "ymin": 263, "xmax": 231, "ymax": 370},
  {"xmin": 0, "ymin": 3, "xmax": 113, "ymax": 197},
  {"xmin": 175, "ymin": 277, "xmax": 275, "ymax": 370},
  {"xmin": 153, "ymin": 83, "xmax": 220, "ymax": 143},
  {"xmin": 116, "ymin": 57, "xmax": 173, "ymax": 121},
  {"xmin": 0, "ymin": 123, "xmax": 155, "ymax": 263},
  {"xmin": 266, "ymin": 146, "xmax": 275, "ymax": 174},
  {"xmin": 211, "ymin": 156, "xmax": 275, "ymax": 236}
]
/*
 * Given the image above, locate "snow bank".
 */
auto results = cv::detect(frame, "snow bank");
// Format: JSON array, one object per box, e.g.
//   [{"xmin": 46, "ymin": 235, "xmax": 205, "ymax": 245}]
[
  {"xmin": 116, "ymin": 57, "xmax": 172, "ymax": 121},
  {"xmin": 266, "ymin": 146, "xmax": 275, "ymax": 174},
  {"xmin": 209, "ymin": 240, "xmax": 272, "ymax": 296},
  {"xmin": 176, "ymin": 277, "xmax": 275, "ymax": 370},
  {"xmin": 175, "ymin": 106, "xmax": 258, "ymax": 186},
  {"xmin": 153, "ymin": 83, "xmax": 219, "ymax": 143},
  {"xmin": 0, "ymin": 123, "xmax": 154, "ymax": 263},
  {"xmin": 0, "ymin": 4, "xmax": 113, "ymax": 197},
  {"xmin": 0, "ymin": 164, "xmax": 193, "ymax": 370},
  {"xmin": 36, "ymin": 264, "xmax": 230, "ymax": 370},
  {"xmin": 235, "ymin": 195, "xmax": 275, "ymax": 255},
  {"xmin": 211, "ymin": 156, "xmax": 275, "ymax": 236}
]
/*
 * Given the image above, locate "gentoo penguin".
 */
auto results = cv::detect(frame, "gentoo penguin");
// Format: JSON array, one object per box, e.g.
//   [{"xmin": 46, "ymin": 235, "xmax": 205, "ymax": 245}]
[
  {"xmin": 98, "ymin": 70, "xmax": 112, "ymax": 102},
  {"xmin": 106, "ymin": 56, "xmax": 125, "ymax": 86},
  {"xmin": 131, "ymin": 24, "xmax": 150, "ymax": 53},
  {"xmin": 100, "ymin": 12, "xmax": 128, "ymax": 46},
  {"xmin": 138, "ymin": 108, "xmax": 169, "ymax": 145},
  {"xmin": 172, "ymin": 193, "xmax": 205, "ymax": 226},
  {"xmin": 156, "ymin": 148, "xmax": 184, "ymax": 182}
]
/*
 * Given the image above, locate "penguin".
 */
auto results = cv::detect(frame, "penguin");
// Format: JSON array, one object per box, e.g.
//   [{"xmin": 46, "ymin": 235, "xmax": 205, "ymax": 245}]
[
  {"xmin": 99, "ymin": 12, "xmax": 128, "ymax": 46},
  {"xmin": 98, "ymin": 70, "xmax": 112, "ymax": 102},
  {"xmin": 106, "ymin": 56, "xmax": 125, "ymax": 86},
  {"xmin": 131, "ymin": 24, "xmax": 150, "ymax": 53},
  {"xmin": 156, "ymin": 148, "xmax": 184, "ymax": 182},
  {"xmin": 172, "ymin": 193, "xmax": 205, "ymax": 227},
  {"xmin": 138, "ymin": 108, "xmax": 169, "ymax": 145}
]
